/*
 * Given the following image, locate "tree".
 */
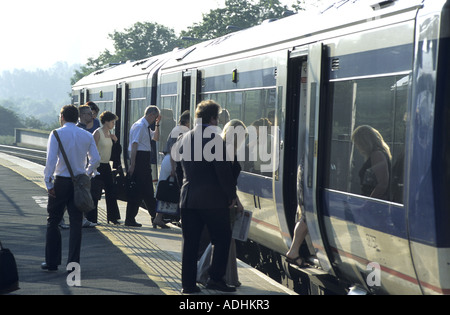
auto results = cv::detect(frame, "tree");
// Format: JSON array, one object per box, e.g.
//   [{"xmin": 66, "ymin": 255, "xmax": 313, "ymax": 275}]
[
  {"xmin": 71, "ymin": 22, "xmax": 179, "ymax": 85},
  {"xmin": 71, "ymin": 0, "xmax": 325, "ymax": 84},
  {"xmin": 109, "ymin": 22, "xmax": 179, "ymax": 61},
  {"xmin": 180, "ymin": 0, "xmax": 289, "ymax": 40},
  {"xmin": 0, "ymin": 105, "xmax": 24, "ymax": 136}
]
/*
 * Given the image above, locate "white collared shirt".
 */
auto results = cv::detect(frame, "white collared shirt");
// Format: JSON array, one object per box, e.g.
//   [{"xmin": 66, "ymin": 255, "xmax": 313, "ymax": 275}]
[
  {"xmin": 128, "ymin": 117, "xmax": 155, "ymax": 153},
  {"xmin": 44, "ymin": 123, "xmax": 100, "ymax": 190}
]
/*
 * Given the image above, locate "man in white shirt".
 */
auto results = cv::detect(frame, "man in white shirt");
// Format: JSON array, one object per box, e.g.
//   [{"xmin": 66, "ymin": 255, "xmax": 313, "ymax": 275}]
[
  {"xmin": 42, "ymin": 105, "xmax": 100, "ymax": 272},
  {"xmin": 125, "ymin": 105, "xmax": 160, "ymax": 227}
]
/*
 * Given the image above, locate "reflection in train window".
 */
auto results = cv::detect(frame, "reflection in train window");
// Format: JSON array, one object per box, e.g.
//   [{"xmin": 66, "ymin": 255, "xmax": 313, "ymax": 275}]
[
  {"xmin": 159, "ymin": 96, "xmax": 177, "ymax": 154},
  {"xmin": 201, "ymin": 88, "xmax": 277, "ymax": 177},
  {"xmin": 326, "ymin": 74, "xmax": 409, "ymax": 203}
]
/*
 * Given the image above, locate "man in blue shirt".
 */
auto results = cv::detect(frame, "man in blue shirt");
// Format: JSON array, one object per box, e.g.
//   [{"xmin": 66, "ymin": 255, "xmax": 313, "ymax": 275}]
[{"xmin": 42, "ymin": 105, "xmax": 100, "ymax": 272}]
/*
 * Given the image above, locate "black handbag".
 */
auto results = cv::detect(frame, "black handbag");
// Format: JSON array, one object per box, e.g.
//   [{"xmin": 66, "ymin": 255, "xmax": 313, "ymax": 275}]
[
  {"xmin": 156, "ymin": 176, "xmax": 180, "ymax": 203},
  {"xmin": 112, "ymin": 166, "xmax": 128, "ymax": 202},
  {"xmin": 0, "ymin": 241, "xmax": 19, "ymax": 294}
]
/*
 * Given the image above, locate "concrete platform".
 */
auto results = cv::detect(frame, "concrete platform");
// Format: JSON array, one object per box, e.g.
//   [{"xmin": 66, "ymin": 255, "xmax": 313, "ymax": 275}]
[{"xmin": 0, "ymin": 152, "xmax": 296, "ymax": 296}]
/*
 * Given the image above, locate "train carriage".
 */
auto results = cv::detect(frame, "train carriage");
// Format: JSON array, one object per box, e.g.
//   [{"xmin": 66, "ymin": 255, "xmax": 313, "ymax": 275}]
[{"xmin": 72, "ymin": 0, "xmax": 450, "ymax": 294}]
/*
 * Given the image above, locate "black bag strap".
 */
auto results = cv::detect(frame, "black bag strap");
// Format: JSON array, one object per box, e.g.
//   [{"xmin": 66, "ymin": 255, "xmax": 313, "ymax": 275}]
[{"xmin": 53, "ymin": 130, "xmax": 75, "ymax": 180}]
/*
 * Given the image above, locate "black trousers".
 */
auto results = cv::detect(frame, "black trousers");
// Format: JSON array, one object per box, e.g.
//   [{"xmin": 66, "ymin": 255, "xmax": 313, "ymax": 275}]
[
  {"xmin": 45, "ymin": 176, "xmax": 83, "ymax": 268},
  {"xmin": 86, "ymin": 163, "xmax": 121, "ymax": 223},
  {"xmin": 180, "ymin": 207, "xmax": 231, "ymax": 289},
  {"xmin": 125, "ymin": 151, "xmax": 156, "ymax": 223}
]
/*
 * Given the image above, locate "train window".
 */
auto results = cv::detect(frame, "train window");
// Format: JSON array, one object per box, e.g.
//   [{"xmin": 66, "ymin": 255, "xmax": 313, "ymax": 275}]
[
  {"xmin": 326, "ymin": 74, "xmax": 409, "ymax": 203},
  {"xmin": 159, "ymin": 96, "xmax": 177, "ymax": 155},
  {"xmin": 201, "ymin": 88, "xmax": 277, "ymax": 177}
]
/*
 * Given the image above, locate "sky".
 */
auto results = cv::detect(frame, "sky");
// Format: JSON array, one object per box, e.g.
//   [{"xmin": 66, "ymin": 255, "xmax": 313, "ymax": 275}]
[{"xmin": 0, "ymin": 0, "xmax": 303, "ymax": 73}]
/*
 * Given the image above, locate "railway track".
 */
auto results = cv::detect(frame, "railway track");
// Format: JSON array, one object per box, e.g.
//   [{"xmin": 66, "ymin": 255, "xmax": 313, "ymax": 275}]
[{"xmin": 0, "ymin": 145, "xmax": 46, "ymax": 166}]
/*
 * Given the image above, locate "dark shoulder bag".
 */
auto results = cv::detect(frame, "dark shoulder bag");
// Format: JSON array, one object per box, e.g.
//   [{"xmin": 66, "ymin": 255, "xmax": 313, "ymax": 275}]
[
  {"xmin": 156, "ymin": 175, "xmax": 180, "ymax": 203},
  {"xmin": 0, "ymin": 240, "xmax": 19, "ymax": 294}
]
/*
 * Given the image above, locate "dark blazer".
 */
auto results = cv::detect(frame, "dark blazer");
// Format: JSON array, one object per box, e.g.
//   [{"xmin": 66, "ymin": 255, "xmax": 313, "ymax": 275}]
[
  {"xmin": 110, "ymin": 140, "xmax": 122, "ymax": 169},
  {"xmin": 179, "ymin": 124, "xmax": 237, "ymax": 210}
]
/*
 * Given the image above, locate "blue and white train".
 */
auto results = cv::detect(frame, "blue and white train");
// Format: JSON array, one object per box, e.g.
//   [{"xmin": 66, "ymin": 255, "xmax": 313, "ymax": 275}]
[{"xmin": 72, "ymin": 0, "xmax": 450, "ymax": 294}]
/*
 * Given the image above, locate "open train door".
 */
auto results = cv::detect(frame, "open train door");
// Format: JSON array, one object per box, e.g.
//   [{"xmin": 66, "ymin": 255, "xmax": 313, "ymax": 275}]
[{"xmin": 302, "ymin": 43, "xmax": 336, "ymax": 276}]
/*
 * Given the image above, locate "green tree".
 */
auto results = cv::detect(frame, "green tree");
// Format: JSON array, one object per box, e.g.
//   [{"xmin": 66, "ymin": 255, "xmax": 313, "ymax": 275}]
[
  {"xmin": 71, "ymin": 22, "xmax": 178, "ymax": 85},
  {"xmin": 180, "ymin": 0, "xmax": 289, "ymax": 40},
  {"xmin": 71, "ymin": 0, "xmax": 324, "ymax": 84},
  {"xmin": 0, "ymin": 105, "xmax": 24, "ymax": 136},
  {"xmin": 110, "ymin": 22, "xmax": 179, "ymax": 61}
]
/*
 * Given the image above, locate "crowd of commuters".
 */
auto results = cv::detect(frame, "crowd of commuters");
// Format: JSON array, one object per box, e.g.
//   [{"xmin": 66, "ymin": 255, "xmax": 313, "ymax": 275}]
[{"xmin": 41, "ymin": 100, "xmax": 315, "ymax": 293}]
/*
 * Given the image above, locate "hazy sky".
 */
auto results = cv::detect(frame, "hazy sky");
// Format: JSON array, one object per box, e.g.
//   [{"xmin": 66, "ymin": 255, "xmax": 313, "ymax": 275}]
[{"xmin": 0, "ymin": 0, "xmax": 303, "ymax": 73}]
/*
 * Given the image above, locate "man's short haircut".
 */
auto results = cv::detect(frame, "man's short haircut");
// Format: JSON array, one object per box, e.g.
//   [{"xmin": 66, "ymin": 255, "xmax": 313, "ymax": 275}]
[
  {"xmin": 85, "ymin": 101, "xmax": 99, "ymax": 113},
  {"xmin": 99, "ymin": 111, "xmax": 118, "ymax": 124},
  {"xmin": 179, "ymin": 110, "xmax": 190, "ymax": 126},
  {"xmin": 195, "ymin": 100, "xmax": 221, "ymax": 124},
  {"xmin": 145, "ymin": 105, "xmax": 160, "ymax": 117},
  {"xmin": 79, "ymin": 104, "xmax": 92, "ymax": 114},
  {"xmin": 61, "ymin": 105, "xmax": 79, "ymax": 123}
]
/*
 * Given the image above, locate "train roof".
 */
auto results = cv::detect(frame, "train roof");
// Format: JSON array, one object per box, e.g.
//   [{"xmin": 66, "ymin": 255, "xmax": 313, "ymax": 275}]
[
  {"xmin": 73, "ymin": 0, "xmax": 436, "ymax": 88},
  {"xmin": 161, "ymin": 0, "xmax": 426, "ymax": 70},
  {"xmin": 72, "ymin": 50, "xmax": 179, "ymax": 88}
]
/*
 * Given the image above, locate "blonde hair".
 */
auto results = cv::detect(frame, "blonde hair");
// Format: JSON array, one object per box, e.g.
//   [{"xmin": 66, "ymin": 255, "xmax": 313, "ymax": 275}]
[
  {"xmin": 221, "ymin": 119, "xmax": 247, "ymax": 152},
  {"xmin": 351, "ymin": 125, "xmax": 392, "ymax": 160}
]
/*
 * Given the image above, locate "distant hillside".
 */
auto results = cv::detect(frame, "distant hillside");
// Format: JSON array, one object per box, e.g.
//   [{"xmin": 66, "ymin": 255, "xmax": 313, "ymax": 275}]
[{"xmin": 0, "ymin": 62, "xmax": 80, "ymax": 125}]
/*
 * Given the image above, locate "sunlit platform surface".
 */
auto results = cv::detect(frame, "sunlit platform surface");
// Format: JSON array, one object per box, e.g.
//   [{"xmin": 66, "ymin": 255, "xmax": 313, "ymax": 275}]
[{"xmin": 0, "ymin": 152, "xmax": 296, "ymax": 296}]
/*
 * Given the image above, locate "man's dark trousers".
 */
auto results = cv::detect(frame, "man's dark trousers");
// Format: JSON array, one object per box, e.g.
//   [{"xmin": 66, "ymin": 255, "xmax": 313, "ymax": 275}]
[
  {"xmin": 125, "ymin": 151, "xmax": 156, "ymax": 223},
  {"xmin": 181, "ymin": 207, "xmax": 231, "ymax": 289},
  {"xmin": 45, "ymin": 176, "xmax": 83, "ymax": 268}
]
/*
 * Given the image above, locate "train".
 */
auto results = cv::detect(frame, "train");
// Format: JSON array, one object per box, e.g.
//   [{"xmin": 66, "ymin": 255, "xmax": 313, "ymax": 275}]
[{"xmin": 72, "ymin": 0, "xmax": 450, "ymax": 294}]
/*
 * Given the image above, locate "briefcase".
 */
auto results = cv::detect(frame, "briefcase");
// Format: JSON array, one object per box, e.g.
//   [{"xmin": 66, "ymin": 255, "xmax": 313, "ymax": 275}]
[{"xmin": 0, "ymin": 241, "xmax": 19, "ymax": 294}]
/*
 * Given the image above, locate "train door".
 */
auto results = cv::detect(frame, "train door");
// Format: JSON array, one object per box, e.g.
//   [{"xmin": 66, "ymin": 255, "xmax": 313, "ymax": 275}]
[
  {"xmin": 317, "ymin": 21, "xmax": 418, "ymax": 293},
  {"xmin": 118, "ymin": 82, "xmax": 129, "ymax": 169},
  {"xmin": 189, "ymin": 69, "xmax": 200, "ymax": 114},
  {"xmin": 301, "ymin": 43, "xmax": 336, "ymax": 275},
  {"xmin": 181, "ymin": 69, "xmax": 200, "ymax": 117}
]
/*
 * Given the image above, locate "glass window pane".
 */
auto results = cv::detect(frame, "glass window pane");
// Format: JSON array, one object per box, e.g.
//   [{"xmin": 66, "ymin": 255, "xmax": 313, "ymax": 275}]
[{"xmin": 326, "ymin": 75, "xmax": 408, "ymax": 203}]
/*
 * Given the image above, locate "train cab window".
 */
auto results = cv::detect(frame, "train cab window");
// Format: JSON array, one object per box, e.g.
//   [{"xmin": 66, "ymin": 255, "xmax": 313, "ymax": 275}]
[{"xmin": 326, "ymin": 74, "xmax": 409, "ymax": 203}]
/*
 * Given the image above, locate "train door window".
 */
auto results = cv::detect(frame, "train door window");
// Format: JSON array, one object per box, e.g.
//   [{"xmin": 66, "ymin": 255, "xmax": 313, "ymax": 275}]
[
  {"xmin": 326, "ymin": 74, "xmax": 409, "ymax": 203},
  {"xmin": 242, "ymin": 88, "xmax": 276, "ymax": 177},
  {"xmin": 127, "ymin": 99, "xmax": 146, "ymax": 142},
  {"xmin": 159, "ymin": 95, "xmax": 177, "ymax": 155}
]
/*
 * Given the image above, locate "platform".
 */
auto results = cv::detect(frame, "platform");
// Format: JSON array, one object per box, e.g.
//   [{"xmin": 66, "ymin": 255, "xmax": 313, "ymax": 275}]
[{"xmin": 0, "ymin": 152, "xmax": 296, "ymax": 296}]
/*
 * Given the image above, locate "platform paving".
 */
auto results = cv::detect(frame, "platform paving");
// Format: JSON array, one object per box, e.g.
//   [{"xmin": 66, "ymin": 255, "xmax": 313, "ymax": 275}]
[{"xmin": 0, "ymin": 152, "xmax": 296, "ymax": 296}]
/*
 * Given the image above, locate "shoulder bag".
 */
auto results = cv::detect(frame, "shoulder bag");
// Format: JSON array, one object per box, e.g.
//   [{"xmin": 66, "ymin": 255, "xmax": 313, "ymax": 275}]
[
  {"xmin": 0, "ymin": 240, "xmax": 19, "ymax": 294},
  {"xmin": 53, "ymin": 130, "xmax": 94, "ymax": 214},
  {"xmin": 155, "ymin": 175, "xmax": 180, "ymax": 215},
  {"xmin": 156, "ymin": 175, "xmax": 180, "ymax": 203}
]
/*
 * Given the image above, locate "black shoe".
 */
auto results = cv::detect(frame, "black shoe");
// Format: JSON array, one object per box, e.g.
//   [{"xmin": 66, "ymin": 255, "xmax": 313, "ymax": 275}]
[
  {"xmin": 182, "ymin": 286, "xmax": 201, "ymax": 294},
  {"xmin": 206, "ymin": 279, "xmax": 236, "ymax": 292},
  {"xmin": 153, "ymin": 222, "xmax": 170, "ymax": 229},
  {"xmin": 125, "ymin": 221, "xmax": 142, "ymax": 227},
  {"xmin": 41, "ymin": 262, "xmax": 58, "ymax": 272}
]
